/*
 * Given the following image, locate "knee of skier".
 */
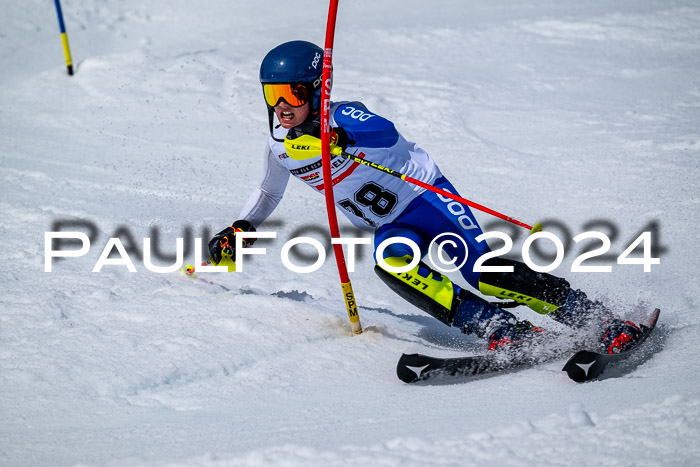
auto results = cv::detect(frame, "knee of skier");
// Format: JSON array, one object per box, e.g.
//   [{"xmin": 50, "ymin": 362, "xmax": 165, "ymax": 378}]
[{"xmin": 372, "ymin": 226, "xmax": 425, "ymax": 264}]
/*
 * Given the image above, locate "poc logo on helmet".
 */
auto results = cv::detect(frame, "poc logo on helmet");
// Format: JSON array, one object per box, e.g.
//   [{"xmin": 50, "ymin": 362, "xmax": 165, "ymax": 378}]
[
  {"xmin": 341, "ymin": 106, "xmax": 374, "ymax": 122},
  {"xmin": 311, "ymin": 52, "xmax": 321, "ymax": 69}
]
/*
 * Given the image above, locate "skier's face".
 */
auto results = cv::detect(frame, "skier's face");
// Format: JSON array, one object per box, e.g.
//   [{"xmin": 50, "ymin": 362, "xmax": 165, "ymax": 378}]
[{"xmin": 274, "ymin": 100, "xmax": 310, "ymax": 128}]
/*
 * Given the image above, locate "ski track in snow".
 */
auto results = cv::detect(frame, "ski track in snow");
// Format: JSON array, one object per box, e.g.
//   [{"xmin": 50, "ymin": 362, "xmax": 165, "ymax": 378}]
[
  {"xmin": 1, "ymin": 0, "xmax": 700, "ymax": 466},
  {"xmin": 89, "ymin": 396, "xmax": 700, "ymax": 467}
]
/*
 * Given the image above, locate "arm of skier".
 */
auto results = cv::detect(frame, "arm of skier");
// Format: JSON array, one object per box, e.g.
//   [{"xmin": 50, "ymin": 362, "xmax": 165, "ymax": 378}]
[
  {"xmin": 284, "ymin": 102, "xmax": 400, "ymax": 158},
  {"xmin": 208, "ymin": 146, "xmax": 290, "ymax": 264},
  {"xmin": 237, "ymin": 146, "xmax": 290, "ymax": 225},
  {"xmin": 331, "ymin": 101, "xmax": 399, "ymax": 149}
]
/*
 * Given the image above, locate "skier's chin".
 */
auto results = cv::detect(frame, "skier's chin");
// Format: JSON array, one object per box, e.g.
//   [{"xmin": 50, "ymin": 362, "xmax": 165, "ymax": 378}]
[{"xmin": 279, "ymin": 119, "xmax": 298, "ymax": 129}]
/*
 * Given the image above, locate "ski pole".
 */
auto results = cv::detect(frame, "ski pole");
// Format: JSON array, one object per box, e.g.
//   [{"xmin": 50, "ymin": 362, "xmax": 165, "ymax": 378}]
[
  {"xmin": 337, "ymin": 148, "xmax": 542, "ymax": 234},
  {"xmin": 285, "ymin": 134, "xmax": 542, "ymax": 234},
  {"xmin": 53, "ymin": 0, "xmax": 74, "ymax": 75},
  {"xmin": 321, "ymin": 0, "xmax": 362, "ymax": 335}
]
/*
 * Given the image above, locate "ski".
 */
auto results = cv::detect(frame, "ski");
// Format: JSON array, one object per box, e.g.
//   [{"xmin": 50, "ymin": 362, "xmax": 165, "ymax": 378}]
[
  {"xmin": 562, "ymin": 308, "xmax": 661, "ymax": 383},
  {"xmin": 396, "ymin": 347, "xmax": 554, "ymax": 383},
  {"xmin": 397, "ymin": 309, "xmax": 661, "ymax": 384}
]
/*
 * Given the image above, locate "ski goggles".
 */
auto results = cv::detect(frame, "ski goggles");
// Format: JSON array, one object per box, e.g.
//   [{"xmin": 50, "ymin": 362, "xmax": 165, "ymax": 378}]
[{"xmin": 262, "ymin": 82, "xmax": 311, "ymax": 108}]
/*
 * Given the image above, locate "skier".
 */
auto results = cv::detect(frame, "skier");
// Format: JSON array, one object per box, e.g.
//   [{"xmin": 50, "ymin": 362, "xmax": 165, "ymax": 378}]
[{"xmin": 209, "ymin": 40, "xmax": 640, "ymax": 354}]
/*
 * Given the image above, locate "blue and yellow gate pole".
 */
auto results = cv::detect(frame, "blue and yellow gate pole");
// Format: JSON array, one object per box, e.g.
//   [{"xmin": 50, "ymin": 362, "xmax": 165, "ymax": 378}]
[{"xmin": 53, "ymin": 0, "xmax": 74, "ymax": 75}]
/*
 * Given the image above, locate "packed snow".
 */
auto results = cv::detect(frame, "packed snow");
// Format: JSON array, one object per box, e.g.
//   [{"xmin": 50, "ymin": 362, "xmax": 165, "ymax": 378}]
[{"xmin": 1, "ymin": 0, "xmax": 699, "ymax": 465}]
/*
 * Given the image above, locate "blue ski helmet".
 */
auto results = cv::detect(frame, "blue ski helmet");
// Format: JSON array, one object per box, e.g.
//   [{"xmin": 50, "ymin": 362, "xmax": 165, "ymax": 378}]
[{"xmin": 260, "ymin": 40, "xmax": 324, "ymax": 110}]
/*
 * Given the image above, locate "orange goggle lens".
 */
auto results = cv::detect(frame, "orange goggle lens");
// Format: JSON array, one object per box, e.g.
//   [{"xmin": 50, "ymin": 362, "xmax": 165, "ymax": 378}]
[{"xmin": 263, "ymin": 83, "xmax": 311, "ymax": 107}]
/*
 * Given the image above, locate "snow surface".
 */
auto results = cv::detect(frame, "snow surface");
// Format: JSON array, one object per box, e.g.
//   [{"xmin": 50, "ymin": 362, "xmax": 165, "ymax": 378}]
[{"xmin": 2, "ymin": 0, "xmax": 700, "ymax": 465}]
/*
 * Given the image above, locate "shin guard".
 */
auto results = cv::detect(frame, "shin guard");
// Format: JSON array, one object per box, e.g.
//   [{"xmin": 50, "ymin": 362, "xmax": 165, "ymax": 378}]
[
  {"xmin": 374, "ymin": 256, "xmax": 518, "ymax": 338},
  {"xmin": 374, "ymin": 256, "xmax": 459, "ymax": 325},
  {"xmin": 477, "ymin": 258, "xmax": 570, "ymax": 314}
]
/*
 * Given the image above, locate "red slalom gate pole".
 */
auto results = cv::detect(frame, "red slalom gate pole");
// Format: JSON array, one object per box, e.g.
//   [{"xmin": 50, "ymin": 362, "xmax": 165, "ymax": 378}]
[{"xmin": 321, "ymin": 0, "xmax": 362, "ymax": 335}]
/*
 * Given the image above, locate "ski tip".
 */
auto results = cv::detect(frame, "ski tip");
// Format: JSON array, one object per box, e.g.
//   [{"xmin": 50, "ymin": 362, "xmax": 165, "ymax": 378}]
[
  {"xmin": 562, "ymin": 350, "xmax": 603, "ymax": 383},
  {"xmin": 563, "ymin": 308, "xmax": 661, "ymax": 383},
  {"xmin": 648, "ymin": 308, "xmax": 661, "ymax": 327},
  {"xmin": 396, "ymin": 353, "xmax": 432, "ymax": 384}
]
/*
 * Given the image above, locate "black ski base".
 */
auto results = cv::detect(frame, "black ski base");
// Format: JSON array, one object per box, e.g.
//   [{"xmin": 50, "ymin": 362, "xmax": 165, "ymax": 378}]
[{"xmin": 562, "ymin": 308, "xmax": 661, "ymax": 383}]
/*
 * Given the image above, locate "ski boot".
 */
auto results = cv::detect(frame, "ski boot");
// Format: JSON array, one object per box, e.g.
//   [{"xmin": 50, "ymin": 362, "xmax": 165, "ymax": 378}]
[
  {"xmin": 487, "ymin": 320, "xmax": 545, "ymax": 351},
  {"xmin": 549, "ymin": 288, "xmax": 609, "ymax": 328},
  {"xmin": 450, "ymin": 290, "xmax": 545, "ymax": 351},
  {"xmin": 601, "ymin": 318, "xmax": 640, "ymax": 354},
  {"xmin": 373, "ymin": 256, "xmax": 546, "ymax": 351}
]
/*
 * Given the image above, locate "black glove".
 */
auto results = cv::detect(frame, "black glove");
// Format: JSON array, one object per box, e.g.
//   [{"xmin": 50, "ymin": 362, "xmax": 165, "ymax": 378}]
[
  {"xmin": 331, "ymin": 126, "xmax": 352, "ymax": 149},
  {"xmin": 287, "ymin": 121, "xmax": 353, "ymax": 150},
  {"xmin": 208, "ymin": 220, "xmax": 256, "ymax": 264}
]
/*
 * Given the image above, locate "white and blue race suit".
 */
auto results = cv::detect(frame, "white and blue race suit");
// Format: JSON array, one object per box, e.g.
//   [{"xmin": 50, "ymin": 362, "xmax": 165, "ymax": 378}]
[{"xmin": 238, "ymin": 101, "xmax": 490, "ymax": 288}]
